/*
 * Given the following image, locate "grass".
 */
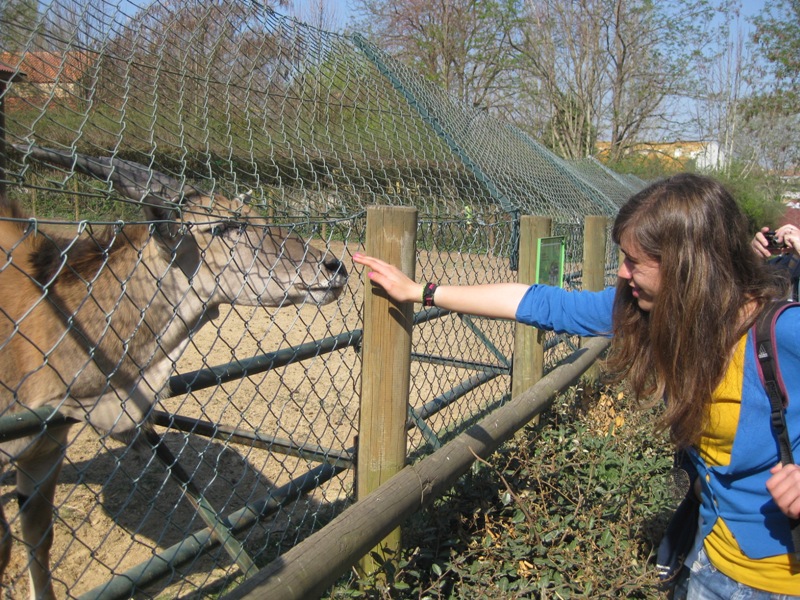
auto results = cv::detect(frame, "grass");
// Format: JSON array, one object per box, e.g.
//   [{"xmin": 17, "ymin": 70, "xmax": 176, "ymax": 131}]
[{"xmin": 325, "ymin": 382, "xmax": 677, "ymax": 599}]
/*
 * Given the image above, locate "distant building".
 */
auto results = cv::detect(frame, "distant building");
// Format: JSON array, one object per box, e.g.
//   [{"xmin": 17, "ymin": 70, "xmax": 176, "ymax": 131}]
[
  {"xmin": 0, "ymin": 60, "xmax": 25, "ymax": 84},
  {"xmin": 0, "ymin": 51, "xmax": 95, "ymax": 107},
  {"xmin": 595, "ymin": 140, "xmax": 727, "ymax": 171},
  {"xmin": 782, "ymin": 201, "xmax": 800, "ymax": 228}
]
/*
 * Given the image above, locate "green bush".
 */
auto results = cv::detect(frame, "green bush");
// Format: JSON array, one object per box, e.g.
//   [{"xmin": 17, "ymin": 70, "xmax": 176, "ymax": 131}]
[
  {"xmin": 711, "ymin": 165, "xmax": 787, "ymax": 233},
  {"xmin": 327, "ymin": 383, "xmax": 676, "ymax": 599},
  {"xmin": 601, "ymin": 156, "xmax": 787, "ymax": 234}
]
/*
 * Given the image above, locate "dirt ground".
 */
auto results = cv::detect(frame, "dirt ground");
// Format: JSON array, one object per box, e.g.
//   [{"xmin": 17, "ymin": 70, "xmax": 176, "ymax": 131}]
[{"xmin": 0, "ymin": 241, "xmax": 520, "ymax": 599}]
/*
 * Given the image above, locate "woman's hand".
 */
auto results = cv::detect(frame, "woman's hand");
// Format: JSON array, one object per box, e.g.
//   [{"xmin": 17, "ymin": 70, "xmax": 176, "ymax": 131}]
[
  {"xmin": 352, "ymin": 252, "xmax": 529, "ymax": 319},
  {"xmin": 752, "ymin": 225, "xmax": 800, "ymax": 259},
  {"xmin": 766, "ymin": 463, "xmax": 800, "ymax": 519},
  {"xmin": 352, "ymin": 253, "xmax": 424, "ymax": 304}
]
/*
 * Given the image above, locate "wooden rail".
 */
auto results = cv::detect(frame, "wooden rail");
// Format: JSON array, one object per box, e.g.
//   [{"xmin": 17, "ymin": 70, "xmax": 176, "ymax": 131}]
[{"xmin": 223, "ymin": 336, "xmax": 611, "ymax": 600}]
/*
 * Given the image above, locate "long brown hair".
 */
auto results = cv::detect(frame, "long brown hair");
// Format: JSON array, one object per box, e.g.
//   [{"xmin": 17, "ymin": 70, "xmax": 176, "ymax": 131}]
[{"xmin": 605, "ymin": 173, "xmax": 787, "ymax": 449}]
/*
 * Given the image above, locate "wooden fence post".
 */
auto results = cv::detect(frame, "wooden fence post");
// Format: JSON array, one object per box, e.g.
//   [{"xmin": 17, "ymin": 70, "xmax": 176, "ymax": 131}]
[
  {"xmin": 512, "ymin": 216, "xmax": 552, "ymax": 400},
  {"xmin": 583, "ymin": 216, "xmax": 608, "ymax": 293},
  {"xmin": 357, "ymin": 205, "xmax": 417, "ymax": 578},
  {"xmin": 581, "ymin": 215, "xmax": 608, "ymax": 382}
]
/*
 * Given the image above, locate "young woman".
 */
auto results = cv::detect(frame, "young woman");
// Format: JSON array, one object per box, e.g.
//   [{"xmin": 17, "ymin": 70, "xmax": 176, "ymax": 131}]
[{"xmin": 353, "ymin": 173, "xmax": 800, "ymax": 599}]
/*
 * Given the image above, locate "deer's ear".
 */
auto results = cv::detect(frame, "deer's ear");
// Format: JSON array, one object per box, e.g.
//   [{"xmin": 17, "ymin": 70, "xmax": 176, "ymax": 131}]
[
  {"xmin": 234, "ymin": 190, "xmax": 253, "ymax": 204},
  {"xmin": 147, "ymin": 203, "xmax": 199, "ymax": 272},
  {"xmin": 141, "ymin": 199, "xmax": 175, "ymax": 222},
  {"xmin": 141, "ymin": 191, "xmax": 189, "ymax": 248}
]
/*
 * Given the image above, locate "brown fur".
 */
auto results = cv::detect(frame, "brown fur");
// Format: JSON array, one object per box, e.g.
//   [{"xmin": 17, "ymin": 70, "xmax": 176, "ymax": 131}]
[{"xmin": 0, "ymin": 195, "xmax": 346, "ymax": 599}]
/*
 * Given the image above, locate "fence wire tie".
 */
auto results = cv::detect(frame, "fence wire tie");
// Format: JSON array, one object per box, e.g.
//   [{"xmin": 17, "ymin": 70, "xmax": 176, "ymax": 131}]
[
  {"xmin": 412, "ymin": 466, "xmax": 428, "ymax": 506},
  {"xmin": 25, "ymin": 217, "xmax": 39, "ymax": 237}
]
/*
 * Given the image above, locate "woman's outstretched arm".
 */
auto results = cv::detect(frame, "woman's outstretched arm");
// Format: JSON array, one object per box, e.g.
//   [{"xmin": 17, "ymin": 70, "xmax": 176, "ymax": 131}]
[{"xmin": 352, "ymin": 253, "xmax": 528, "ymax": 320}]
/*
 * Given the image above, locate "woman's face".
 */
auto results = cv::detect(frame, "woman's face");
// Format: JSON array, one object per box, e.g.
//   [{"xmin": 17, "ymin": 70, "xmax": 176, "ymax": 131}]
[{"xmin": 617, "ymin": 233, "xmax": 661, "ymax": 312}]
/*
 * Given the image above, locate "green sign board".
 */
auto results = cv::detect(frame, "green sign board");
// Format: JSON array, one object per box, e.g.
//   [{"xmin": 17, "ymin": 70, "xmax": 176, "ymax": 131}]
[{"xmin": 536, "ymin": 236, "xmax": 565, "ymax": 286}]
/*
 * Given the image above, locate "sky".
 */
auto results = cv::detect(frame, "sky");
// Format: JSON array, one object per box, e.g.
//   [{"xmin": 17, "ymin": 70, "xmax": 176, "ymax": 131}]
[
  {"xmin": 740, "ymin": 0, "xmax": 768, "ymax": 19},
  {"xmin": 287, "ymin": 0, "xmax": 355, "ymax": 32}
]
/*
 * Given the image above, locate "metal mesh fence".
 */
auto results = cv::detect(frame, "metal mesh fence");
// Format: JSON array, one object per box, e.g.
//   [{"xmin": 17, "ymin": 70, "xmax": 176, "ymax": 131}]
[{"xmin": 0, "ymin": 2, "xmax": 644, "ymax": 598}]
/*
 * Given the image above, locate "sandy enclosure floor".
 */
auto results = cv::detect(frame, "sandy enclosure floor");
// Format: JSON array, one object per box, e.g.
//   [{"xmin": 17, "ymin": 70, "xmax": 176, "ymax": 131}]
[{"xmin": 1, "ymin": 242, "xmax": 521, "ymax": 599}]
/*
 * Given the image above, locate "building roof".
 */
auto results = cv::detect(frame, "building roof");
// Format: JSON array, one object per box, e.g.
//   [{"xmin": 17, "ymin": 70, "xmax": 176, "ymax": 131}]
[
  {"xmin": 0, "ymin": 60, "xmax": 26, "ymax": 83},
  {"xmin": 0, "ymin": 51, "xmax": 92, "ymax": 84}
]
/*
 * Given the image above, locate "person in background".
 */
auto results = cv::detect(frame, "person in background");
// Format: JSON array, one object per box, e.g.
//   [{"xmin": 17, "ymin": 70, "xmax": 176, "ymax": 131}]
[
  {"xmin": 753, "ymin": 224, "xmax": 800, "ymax": 301},
  {"xmin": 353, "ymin": 173, "xmax": 800, "ymax": 599}
]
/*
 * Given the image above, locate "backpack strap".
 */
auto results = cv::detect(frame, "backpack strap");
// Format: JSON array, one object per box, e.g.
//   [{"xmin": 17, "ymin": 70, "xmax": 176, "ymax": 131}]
[
  {"xmin": 752, "ymin": 300, "xmax": 800, "ymax": 556},
  {"xmin": 754, "ymin": 301, "xmax": 797, "ymax": 454}
]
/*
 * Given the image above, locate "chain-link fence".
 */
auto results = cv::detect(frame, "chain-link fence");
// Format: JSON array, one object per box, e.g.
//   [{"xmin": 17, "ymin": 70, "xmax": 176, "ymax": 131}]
[{"xmin": 0, "ymin": 2, "xmax": 643, "ymax": 598}]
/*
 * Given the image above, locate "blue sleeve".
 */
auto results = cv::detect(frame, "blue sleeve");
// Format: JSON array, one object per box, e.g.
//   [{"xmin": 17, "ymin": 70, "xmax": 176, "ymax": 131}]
[{"xmin": 514, "ymin": 285, "xmax": 615, "ymax": 337}]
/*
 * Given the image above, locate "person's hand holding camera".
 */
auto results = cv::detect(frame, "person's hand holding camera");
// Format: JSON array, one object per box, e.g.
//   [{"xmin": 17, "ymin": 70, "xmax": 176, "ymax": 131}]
[{"xmin": 752, "ymin": 224, "xmax": 800, "ymax": 259}]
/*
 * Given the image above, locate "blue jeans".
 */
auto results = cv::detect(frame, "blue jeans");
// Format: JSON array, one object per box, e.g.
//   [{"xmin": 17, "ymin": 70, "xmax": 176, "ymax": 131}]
[{"xmin": 674, "ymin": 548, "xmax": 800, "ymax": 600}]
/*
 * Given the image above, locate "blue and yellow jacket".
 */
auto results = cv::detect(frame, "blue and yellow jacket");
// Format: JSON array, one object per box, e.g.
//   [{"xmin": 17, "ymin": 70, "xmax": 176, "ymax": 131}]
[{"xmin": 515, "ymin": 285, "xmax": 800, "ymax": 593}]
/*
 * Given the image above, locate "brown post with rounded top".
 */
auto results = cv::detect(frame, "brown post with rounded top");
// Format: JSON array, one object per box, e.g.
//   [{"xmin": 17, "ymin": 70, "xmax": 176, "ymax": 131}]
[
  {"xmin": 582, "ymin": 215, "xmax": 608, "ymax": 381},
  {"xmin": 357, "ymin": 205, "xmax": 417, "ymax": 579}
]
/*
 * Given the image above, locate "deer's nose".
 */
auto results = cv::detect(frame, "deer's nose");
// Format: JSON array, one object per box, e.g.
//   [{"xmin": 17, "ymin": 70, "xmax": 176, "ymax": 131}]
[{"xmin": 324, "ymin": 258, "xmax": 347, "ymax": 278}]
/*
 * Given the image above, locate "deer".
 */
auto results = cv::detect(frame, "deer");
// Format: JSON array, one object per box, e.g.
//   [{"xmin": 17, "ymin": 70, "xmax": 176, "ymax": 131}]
[{"xmin": 1, "ymin": 145, "xmax": 348, "ymax": 599}]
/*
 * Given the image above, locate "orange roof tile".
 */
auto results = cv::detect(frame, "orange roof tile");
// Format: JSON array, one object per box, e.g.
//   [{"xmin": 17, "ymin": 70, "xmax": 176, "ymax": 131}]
[
  {"xmin": 0, "ymin": 60, "xmax": 25, "ymax": 82},
  {"xmin": 0, "ymin": 51, "xmax": 93, "ymax": 84}
]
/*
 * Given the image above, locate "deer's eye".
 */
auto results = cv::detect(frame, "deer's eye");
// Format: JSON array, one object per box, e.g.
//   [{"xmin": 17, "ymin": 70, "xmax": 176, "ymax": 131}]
[{"xmin": 211, "ymin": 222, "xmax": 244, "ymax": 237}]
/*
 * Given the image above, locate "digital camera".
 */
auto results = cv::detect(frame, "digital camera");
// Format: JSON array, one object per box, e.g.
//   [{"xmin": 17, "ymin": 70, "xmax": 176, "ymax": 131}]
[{"xmin": 765, "ymin": 231, "xmax": 786, "ymax": 251}]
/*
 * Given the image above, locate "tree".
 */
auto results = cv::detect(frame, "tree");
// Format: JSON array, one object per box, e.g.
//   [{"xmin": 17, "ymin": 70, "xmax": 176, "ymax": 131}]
[
  {"xmin": 736, "ymin": 91, "xmax": 800, "ymax": 179},
  {"xmin": 511, "ymin": 0, "xmax": 607, "ymax": 158},
  {"xmin": 689, "ymin": 5, "xmax": 753, "ymax": 175},
  {"xmin": 0, "ymin": 0, "xmax": 39, "ymax": 52},
  {"xmin": 103, "ymin": 0, "xmax": 293, "ymax": 111},
  {"xmin": 745, "ymin": 0, "xmax": 800, "ymax": 176},
  {"xmin": 292, "ymin": 0, "xmax": 341, "ymax": 32},
  {"xmin": 751, "ymin": 0, "xmax": 800, "ymax": 101},
  {"xmin": 350, "ymin": 0, "xmax": 524, "ymax": 114},
  {"xmin": 514, "ymin": 0, "xmax": 725, "ymax": 160}
]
